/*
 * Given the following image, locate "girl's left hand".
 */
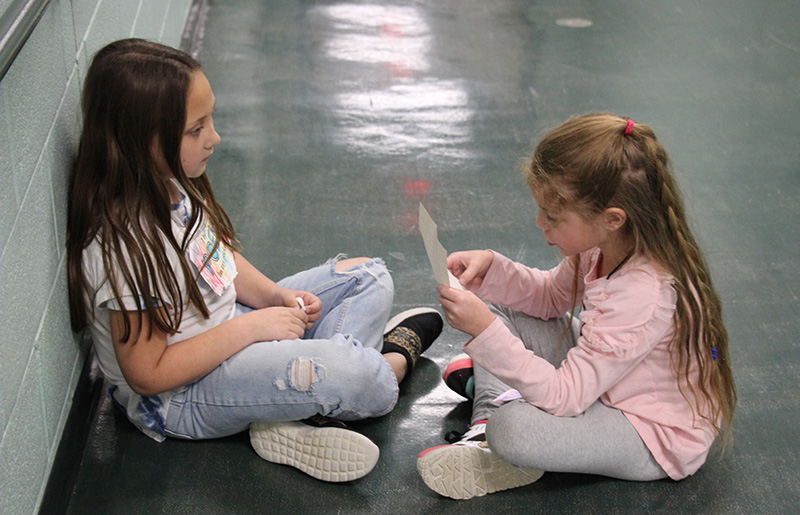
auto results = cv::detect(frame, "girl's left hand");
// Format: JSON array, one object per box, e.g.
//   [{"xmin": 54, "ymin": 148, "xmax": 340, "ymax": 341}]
[
  {"xmin": 277, "ymin": 288, "xmax": 322, "ymax": 329},
  {"xmin": 437, "ymin": 284, "xmax": 496, "ymax": 338}
]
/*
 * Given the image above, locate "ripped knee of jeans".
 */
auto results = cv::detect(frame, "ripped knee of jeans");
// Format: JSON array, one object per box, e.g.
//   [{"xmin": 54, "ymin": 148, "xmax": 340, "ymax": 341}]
[
  {"xmin": 276, "ymin": 357, "xmax": 327, "ymax": 392},
  {"xmin": 338, "ymin": 256, "xmax": 391, "ymax": 283}
]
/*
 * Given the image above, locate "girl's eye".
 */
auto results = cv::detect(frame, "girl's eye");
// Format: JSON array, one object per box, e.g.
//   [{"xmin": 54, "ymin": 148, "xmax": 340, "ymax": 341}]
[
  {"xmin": 189, "ymin": 126, "xmax": 202, "ymax": 136},
  {"xmin": 541, "ymin": 210, "xmax": 557, "ymax": 223}
]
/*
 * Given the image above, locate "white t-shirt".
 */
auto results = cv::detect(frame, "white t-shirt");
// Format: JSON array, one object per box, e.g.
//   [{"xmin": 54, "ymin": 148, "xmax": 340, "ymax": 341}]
[{"xmin": 83, "ymin": 182, "xmax": 238, "ymax": 441}]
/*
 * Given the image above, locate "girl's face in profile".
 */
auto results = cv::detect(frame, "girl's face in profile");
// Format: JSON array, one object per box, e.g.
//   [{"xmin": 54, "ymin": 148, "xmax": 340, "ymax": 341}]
[
  {"xmin": 180, "ymin": 70, "xmax": 221, "ymax": 178},
  {"xmin": 532, "ymin": 192, "xmax": 604, "ymax": 257}
]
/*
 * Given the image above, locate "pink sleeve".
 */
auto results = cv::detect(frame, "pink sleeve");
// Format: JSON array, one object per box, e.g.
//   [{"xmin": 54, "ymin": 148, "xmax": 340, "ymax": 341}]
[
  {"xmin": 465, "ymin": 267, "xmax": 677, "ymax": 417},
  {"xmin": 472, "ymin": 251, "xmax": 583, "ymax": 319}
]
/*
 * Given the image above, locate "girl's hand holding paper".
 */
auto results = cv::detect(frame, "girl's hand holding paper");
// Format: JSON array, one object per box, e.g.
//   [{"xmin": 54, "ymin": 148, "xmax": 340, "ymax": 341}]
[
  {"xmin": 446, "ymin": 250, "xmax": 494, "ymax": 290},
  {"xmin": 437, "ymin": 284, "xmax": 496, "ymax": 337}
]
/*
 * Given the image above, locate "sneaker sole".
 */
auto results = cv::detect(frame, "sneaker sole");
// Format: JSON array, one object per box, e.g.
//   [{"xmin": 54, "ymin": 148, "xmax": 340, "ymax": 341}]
[
  {"xmin": 417, "ymin": 444, "xmax": 543, "ymax": 499},
  {"xmin": 250, "ymin": 421, "xmax": 379, "ymax": 482},
  {"xmin": 384, "ymin": 307, "xmax": 441, "ymax": 334}
]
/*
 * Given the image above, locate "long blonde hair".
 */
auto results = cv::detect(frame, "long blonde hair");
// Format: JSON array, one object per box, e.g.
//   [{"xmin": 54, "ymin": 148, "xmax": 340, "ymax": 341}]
[{"xmin": 524, "ymin": 113, "xmax": 736, "ymax": 448}]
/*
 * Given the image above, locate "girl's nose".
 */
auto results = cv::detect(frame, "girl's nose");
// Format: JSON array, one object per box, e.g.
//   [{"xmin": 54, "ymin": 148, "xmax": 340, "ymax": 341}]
[
  {"xmin": 207, "ymin": 118, "xmax": 221, "ymax": 148},
  {"xmin": 535, "ymin": 210, "xmax": 547, "ymax": 230},
  {"xmin": 210, "ymin": 128, "xmax": 221, "ymax": 147}
]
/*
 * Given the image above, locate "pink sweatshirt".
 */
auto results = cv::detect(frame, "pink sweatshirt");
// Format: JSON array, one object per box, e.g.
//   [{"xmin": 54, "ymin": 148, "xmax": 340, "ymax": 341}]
[{"xmin": 465, "ymin": 249, "xmax": 716, "ymax": 480}]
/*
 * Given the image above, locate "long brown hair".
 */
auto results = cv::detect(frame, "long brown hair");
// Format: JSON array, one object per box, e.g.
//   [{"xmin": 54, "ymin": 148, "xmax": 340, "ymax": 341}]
[
  {"xmin": 67, "ymin": 39, "xmax": 239, "ymax": 342},
  {"xmin": 524, "ymin": 113, "xmax": 736, "ymax": 448}
]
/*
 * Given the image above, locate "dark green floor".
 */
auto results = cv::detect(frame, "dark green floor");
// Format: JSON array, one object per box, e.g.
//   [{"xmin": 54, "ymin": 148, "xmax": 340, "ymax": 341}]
[{"xmin": 60, "ymin": 1, "xmax": 800, "ymax": 513}]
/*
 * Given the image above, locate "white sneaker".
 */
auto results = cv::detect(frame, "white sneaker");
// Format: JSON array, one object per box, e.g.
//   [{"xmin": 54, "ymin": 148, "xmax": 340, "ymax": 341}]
[
  {"xmin": 417, "ymin": 422, "xmax": 543, "ymax": 499},
  {"xmin": 250, "ymin": 419, "xmax": 379, "ymax": 482}
]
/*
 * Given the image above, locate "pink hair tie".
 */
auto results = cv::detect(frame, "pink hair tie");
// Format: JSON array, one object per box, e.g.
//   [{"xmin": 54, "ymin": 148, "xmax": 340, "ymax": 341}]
[{"xmin": 624, "ymin": 119, "xmax": 635, "ymax": 135}]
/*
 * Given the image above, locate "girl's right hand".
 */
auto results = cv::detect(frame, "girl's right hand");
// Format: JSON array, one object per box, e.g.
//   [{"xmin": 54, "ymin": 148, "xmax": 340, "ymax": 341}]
[
  {"xmin": 447, "ymin": 250, "xmax": 494, "ymax": 289},
  {"xmin": 244, "ymin": 306, "xmax": 309, "ymax": 342}
]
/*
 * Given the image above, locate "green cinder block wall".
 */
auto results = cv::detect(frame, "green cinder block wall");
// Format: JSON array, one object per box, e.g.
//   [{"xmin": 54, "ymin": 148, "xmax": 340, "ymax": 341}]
[{"xmin": 0, "ymin": 1, "xmax": 192, "ymax": 513}]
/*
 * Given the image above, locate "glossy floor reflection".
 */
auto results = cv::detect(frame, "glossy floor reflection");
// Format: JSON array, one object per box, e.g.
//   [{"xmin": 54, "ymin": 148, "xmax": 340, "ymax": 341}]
[{"xmin": 64, "ymin": 1, "xmax": 800, "ymax": 513}]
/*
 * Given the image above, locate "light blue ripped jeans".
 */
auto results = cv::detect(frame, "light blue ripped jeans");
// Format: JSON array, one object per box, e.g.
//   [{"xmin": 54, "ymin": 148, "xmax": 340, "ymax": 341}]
[{"xmin": 164, "ymin": 257, "xmax": 398, "ymax": 440}]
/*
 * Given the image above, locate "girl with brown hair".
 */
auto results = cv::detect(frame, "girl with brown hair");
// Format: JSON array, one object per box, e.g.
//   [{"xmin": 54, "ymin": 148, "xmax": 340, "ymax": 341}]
[{"xmin": 67, "ymin": 38, "xmax": 442, "ymax": 483}]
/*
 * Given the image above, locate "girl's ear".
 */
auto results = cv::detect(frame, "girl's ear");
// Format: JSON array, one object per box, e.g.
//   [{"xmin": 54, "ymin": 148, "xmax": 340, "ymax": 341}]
[{"xmin": 603, "ymin": 207, "xmax": 627, "ymax": 232}]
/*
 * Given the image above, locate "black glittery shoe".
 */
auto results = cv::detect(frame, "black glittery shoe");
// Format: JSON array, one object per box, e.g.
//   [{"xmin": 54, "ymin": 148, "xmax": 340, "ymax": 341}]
[{"xmin": 382, "ymin": 307, "xmax": 444, "ymax": 373}]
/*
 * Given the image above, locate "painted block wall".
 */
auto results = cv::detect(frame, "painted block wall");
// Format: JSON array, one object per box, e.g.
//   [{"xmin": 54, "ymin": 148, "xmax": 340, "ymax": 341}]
[{"xmin": 0, "ymin": 1, "xmax": 191, "ymax": 513}]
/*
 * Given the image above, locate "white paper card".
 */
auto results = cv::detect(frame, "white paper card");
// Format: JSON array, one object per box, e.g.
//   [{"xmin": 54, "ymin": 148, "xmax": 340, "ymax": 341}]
[{"xmin": 419, "ymin": 203, "xmax": 464, "ymax": 289}]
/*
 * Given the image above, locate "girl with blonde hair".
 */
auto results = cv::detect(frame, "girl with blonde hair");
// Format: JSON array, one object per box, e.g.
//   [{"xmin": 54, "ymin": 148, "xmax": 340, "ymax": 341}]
[{"xmin": 418, "ymin": 113, "xmax": 735, "ymax": 499}]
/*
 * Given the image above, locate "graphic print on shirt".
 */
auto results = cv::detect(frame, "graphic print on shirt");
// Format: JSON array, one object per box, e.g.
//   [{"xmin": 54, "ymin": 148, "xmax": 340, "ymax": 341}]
[{"xmin": 188, "ymin": 218, "xmax": 237, "ymax": 295}]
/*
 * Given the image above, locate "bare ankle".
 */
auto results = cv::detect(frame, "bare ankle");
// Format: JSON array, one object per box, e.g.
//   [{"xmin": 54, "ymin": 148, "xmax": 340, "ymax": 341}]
[{"xmin": 383, "ymin": 352, "xmax": 408, "ymax": 383}]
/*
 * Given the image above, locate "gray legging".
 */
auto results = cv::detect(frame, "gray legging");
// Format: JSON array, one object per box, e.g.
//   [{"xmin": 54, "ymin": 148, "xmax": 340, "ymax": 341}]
[{"xmin": 471, "ymin": 305, "xmax": 668, "ymax": 481}]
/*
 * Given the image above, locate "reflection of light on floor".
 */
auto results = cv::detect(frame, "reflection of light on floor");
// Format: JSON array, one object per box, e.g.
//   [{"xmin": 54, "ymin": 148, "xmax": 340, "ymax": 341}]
[
  {"xmin": 399, "ymin": 383, "xmax": 472, "ymax": 433},
  {"xmin": 334, "ymin": 81, "xmax": 473, "ymax": 157},
  {"xmin": 404, "ymin": 179, "xmax": 432, "ymax": 199},
  {"xmin": 555, "ymin": 17, "xmax": 593, "ymax": 28},
  {"xmin": 313, "ymin": 4, "xmax": 431, "ymax": 72},
  {"xmin": 310, "ymin": 4, "xmax": 475, "ymax": 160}
]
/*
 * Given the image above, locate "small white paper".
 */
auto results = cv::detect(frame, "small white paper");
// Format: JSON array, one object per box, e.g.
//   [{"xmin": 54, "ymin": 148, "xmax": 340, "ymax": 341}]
[{"xmin": 419, "ymin": 203, "xmax": 464, "ymax": 289}]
